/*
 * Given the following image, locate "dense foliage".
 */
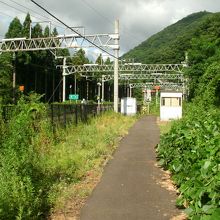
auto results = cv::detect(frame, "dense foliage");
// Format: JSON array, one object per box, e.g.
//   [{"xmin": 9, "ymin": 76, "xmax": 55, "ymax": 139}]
[
  {"xmin": 0, "ymin": 94, "xmax": 52, "ymax": 219},
  {"xmin": 156, "ymin": 12, "xmax": 220, "ymax": 219},
  {"xmin": 187, "ymin": 12, "xmax": 220, "ymax": 100},
  {"xmin": 157, "ymin": 105, "xmax": 220, "ymax": 219}
]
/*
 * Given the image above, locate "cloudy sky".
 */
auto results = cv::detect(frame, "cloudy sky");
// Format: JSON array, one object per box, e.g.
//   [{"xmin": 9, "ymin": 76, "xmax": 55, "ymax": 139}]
[{"xmin": 0, "ymin": 0, "xmax": 220, "ymax": 58}]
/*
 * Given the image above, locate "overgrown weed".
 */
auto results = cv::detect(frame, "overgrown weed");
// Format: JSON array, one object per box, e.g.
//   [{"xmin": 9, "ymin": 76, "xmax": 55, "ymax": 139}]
[{"xmin": 0, "ymin": 95, "xmax": 136, "ymax": 219}]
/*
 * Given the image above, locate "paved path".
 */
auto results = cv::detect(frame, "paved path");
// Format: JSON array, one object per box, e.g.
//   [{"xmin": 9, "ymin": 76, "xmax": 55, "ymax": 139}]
[{"xmin": 80, "ymin": 116, "xmax": 181, "ymax": 220}]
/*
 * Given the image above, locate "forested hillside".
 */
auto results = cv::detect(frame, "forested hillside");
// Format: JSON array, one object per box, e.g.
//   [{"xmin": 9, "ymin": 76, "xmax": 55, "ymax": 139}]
[
  {"xmin": 123, "ymin": 11, "xmax": 220, "ymax": 102},
  {"xmin": 122, "ymin": 11, "xmax": 211, "ymax": 64}
]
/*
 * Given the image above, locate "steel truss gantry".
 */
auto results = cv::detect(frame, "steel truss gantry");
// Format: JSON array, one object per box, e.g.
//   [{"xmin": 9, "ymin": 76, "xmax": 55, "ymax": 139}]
[
  {"xmin": 0, "ymin": 34, "xmax": 119, "ymax": 52},
  {"xmin": 63, "ymin": 63, "xmax": 184, "ymax": 76},
  {"xmin": 59, "ymin": 63, "xmax": 186, "ymax": 100},
  {"xmin": 59, "ymin": 63, "xmax": 187, "ymax": 102},
  {"xmin": 129, "ymin": 82, "xmax": 185, "ymax": 90},
  {"xmin": 128, "ymin": 82, "xmax": 187, "ymax": 99},
  {"xmin": 101, "ymin": 73, "xmax": 184, "ymax": 81}
]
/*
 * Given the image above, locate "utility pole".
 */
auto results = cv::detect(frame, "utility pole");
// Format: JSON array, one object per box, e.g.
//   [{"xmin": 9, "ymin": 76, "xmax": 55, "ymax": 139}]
[
  {"xmin": 101, "ymin": 75, "xmax": 104, "ymax": 102},
  {"xmin": 114, "ymin": 19, "xmax": 119, "ymax": 112},
  {"xmin": 62, "ymin": 57, "xmax": 66, "ymax": 102},
  {"xmin": 129, "ymin": 85, "xmax": 132, "ymax": 97},
  {"xmin": 97, "ymin": 82, "xmax": 101, "ymax": 113},
  {"xmin": 86, "ymin": 80, "xmax": 89, "ymax": 100},
  {"xmin": 12, "ymin": 52, "xmax": 16, "ymax": 104},
  {"xmin": 74, "ymin": 74, "xmax": 77, "ymax": 94}
]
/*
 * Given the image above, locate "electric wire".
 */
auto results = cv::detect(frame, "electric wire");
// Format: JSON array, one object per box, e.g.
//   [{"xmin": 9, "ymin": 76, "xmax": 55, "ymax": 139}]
[
  {"xmin": 80, "ymin": 0, "xmax": 143, "ymax": 45},
  {"xmin": 0, "ymin": 10, "xmax": 14, "ymax": 18},
  {"xmin": 81, "ymin": 0, "xmax": 113, "ymax": 25},
  {"xmin": 30, "ymin": 0, "xmax": 118, "ymax": 59},
  {"xmin": 7, "ymin": 0, "xmax": 65, "ymax": 29},
  {"xmin": 0, "ymin": 0, "xmax": 65, "ymax": 30}
]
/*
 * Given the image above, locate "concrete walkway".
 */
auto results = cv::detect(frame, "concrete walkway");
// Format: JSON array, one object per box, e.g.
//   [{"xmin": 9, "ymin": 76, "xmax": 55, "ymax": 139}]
[{"xmin": 80, "ymin": 116, "xmax": 181, "ymax": 220}]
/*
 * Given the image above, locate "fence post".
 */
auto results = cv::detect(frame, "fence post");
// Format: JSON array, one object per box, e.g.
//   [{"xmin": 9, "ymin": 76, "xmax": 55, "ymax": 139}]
[
  {"xmin": 51, "ymin": 104, "xmax": 54, "ymax": 132},
  {"xmin": 63, "ymin": 105, "xmax": 66, "ymax": 127},
  {"xmin": 84, "ymin": 104, "xmax": 88, "ymax": 123},
  {"xmin": 75, "ymin": 105, "xmax": 78, "ymax": 125},
  {"xmin": 80, "ymin": 104, "xmax": 83, "ymax": 122},
  {"xmin": 58, "ymin": 105, "xmax": 61, "ymax": 124}
]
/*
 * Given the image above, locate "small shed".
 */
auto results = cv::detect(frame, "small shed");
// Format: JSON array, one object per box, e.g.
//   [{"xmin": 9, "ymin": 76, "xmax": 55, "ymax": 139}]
[
  {"xmin": 160, "ymin": 91, "xmax": 182, "ymax": 121},
  {"xmin": 121, "ymin": 97, "xmax": 137, "ymax": 116}
]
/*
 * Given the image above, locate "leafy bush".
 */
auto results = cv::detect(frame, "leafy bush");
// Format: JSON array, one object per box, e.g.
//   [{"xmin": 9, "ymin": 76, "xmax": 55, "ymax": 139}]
[
  {"xmin": 157, "ymin": 103, "xmax": 220, "ymax": 219},
  {"xmin": 0, "ymin": 94, "xmax": 52, "ymax": 219}
]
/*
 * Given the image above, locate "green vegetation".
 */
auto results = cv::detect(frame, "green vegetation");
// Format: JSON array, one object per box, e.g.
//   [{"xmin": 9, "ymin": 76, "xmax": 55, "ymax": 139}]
[
  {"xmin": 157, "ymin": 105, "xmax": 220, "ymax": 219},
  {"xmin": 0, "ymin": 94, "xmax": 136, "ymax": 219},
  {"xmin": 156, "ymin": 12, "xmax": 220, "ymax": 219}
]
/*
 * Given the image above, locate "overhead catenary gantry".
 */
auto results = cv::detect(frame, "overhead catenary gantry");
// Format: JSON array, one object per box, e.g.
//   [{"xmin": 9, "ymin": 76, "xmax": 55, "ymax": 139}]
[
  {"xmin": 129, "ymin": 82, "xmax": 185, "ymax": 90},
  {"xmin": 58, "ymin": 62, "xmax": 187, "ymax": 101},
  {"xmin": 127, "ymin": 82, "xmax": 187, "ymax": 102},
  {"xmin": 101, "ymin": 73, "xmax": 184, "ymax": 81},
  {"xmin": 0, "ymin": 33, "xmax": 119, "ymax": 51},
  {"xmin": 63, "ymin": 63, "xmax": 184, "ymax": 76}
]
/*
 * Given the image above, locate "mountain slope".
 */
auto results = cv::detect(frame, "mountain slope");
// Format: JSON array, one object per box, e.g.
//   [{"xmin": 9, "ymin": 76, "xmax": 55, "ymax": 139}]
[{"xmin": 122, "ymin": 11, "xmax": 212, "ymax": 64}]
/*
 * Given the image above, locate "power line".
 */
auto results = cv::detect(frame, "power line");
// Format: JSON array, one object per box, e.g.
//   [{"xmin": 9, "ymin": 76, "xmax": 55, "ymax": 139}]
[
  {"xmin": 0, "ymin": 0, "xmax": 65, "ymax": 30},
  {"xmin": 0, "ymin": 10, "xmax": 14, "ymax": 18},
  {"xmin": 30, "ymin": 0, "xmax": 118, "ymax": 59},
  {"xmin": 80, "ymin": 0, "xmax": 143, "ymax": 45},
  {"xmin": 7, "ymin": 0, "xmax": 65, "ymax": 29},
  {"xmin": 81, "ymin": 0, "xmax": 113, "ymax": 26}
]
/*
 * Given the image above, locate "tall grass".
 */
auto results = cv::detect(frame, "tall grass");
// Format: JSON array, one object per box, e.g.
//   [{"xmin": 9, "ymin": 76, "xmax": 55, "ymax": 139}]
[
  {"xmin": 45, "ymin": 111, "xmax": 136, "ymax": 211},
  {"xmin": 0, "ymin": 95, "xmax": 136, "ymax": 219}
]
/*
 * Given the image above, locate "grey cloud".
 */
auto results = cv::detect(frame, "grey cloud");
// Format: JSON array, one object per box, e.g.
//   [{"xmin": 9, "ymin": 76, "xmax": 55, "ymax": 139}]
[{"xmin": 0, "ymin": 0, "xmax": 220, "ymax": 55}]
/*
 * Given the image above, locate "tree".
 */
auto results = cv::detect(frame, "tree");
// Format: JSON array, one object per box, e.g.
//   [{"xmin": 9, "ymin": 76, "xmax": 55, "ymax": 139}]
[
  {"xmin": 5, "ymin": 17, "xmax": 22, "ymax": 38},
  {"xmin": 32, "ymin": 23, "xmax": 43, "ymax": 38},
  {"xmin": 44, "ymin": 26, "xmax": 50, "ymax": 37},
  {"xmin": 22, "ymin": 13, "xmax": 32, "ymax": 38},
  {"xmin": 104, "ymin": 57, "xmax": 112, "ymax": 65},
  {"xmin": 0, "ymin": 53, "xmax": 13, "ymax": 104},
  {"xmin": 52, "ymin": 27, "xmax": 58, "ymax": 36},
  {"xmin": 95, "ymin": 54, "xmax": 104, "ymax": 65},
  {"xmin": 71, "ymin": 49, "xmax": 89, "ymax": 65}
]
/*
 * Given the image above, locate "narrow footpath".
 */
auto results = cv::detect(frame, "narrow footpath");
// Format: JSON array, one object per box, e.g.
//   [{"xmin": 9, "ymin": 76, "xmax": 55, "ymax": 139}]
[{"xmin": 80, "ymin": 116, "xmax": 182, "ymax": 220}]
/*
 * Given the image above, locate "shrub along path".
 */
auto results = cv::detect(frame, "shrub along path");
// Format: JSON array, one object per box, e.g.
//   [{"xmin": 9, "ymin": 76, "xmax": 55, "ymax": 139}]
[{"xmin": 80, "ymin": 116, "xmax": 183, "ymax": 220}]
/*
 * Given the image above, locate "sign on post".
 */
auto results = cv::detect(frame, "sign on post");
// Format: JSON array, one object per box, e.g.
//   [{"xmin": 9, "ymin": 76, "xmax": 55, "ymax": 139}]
[{"xmin": 69, "ymin": 94, "xmax": 79, "ymax": 100}]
